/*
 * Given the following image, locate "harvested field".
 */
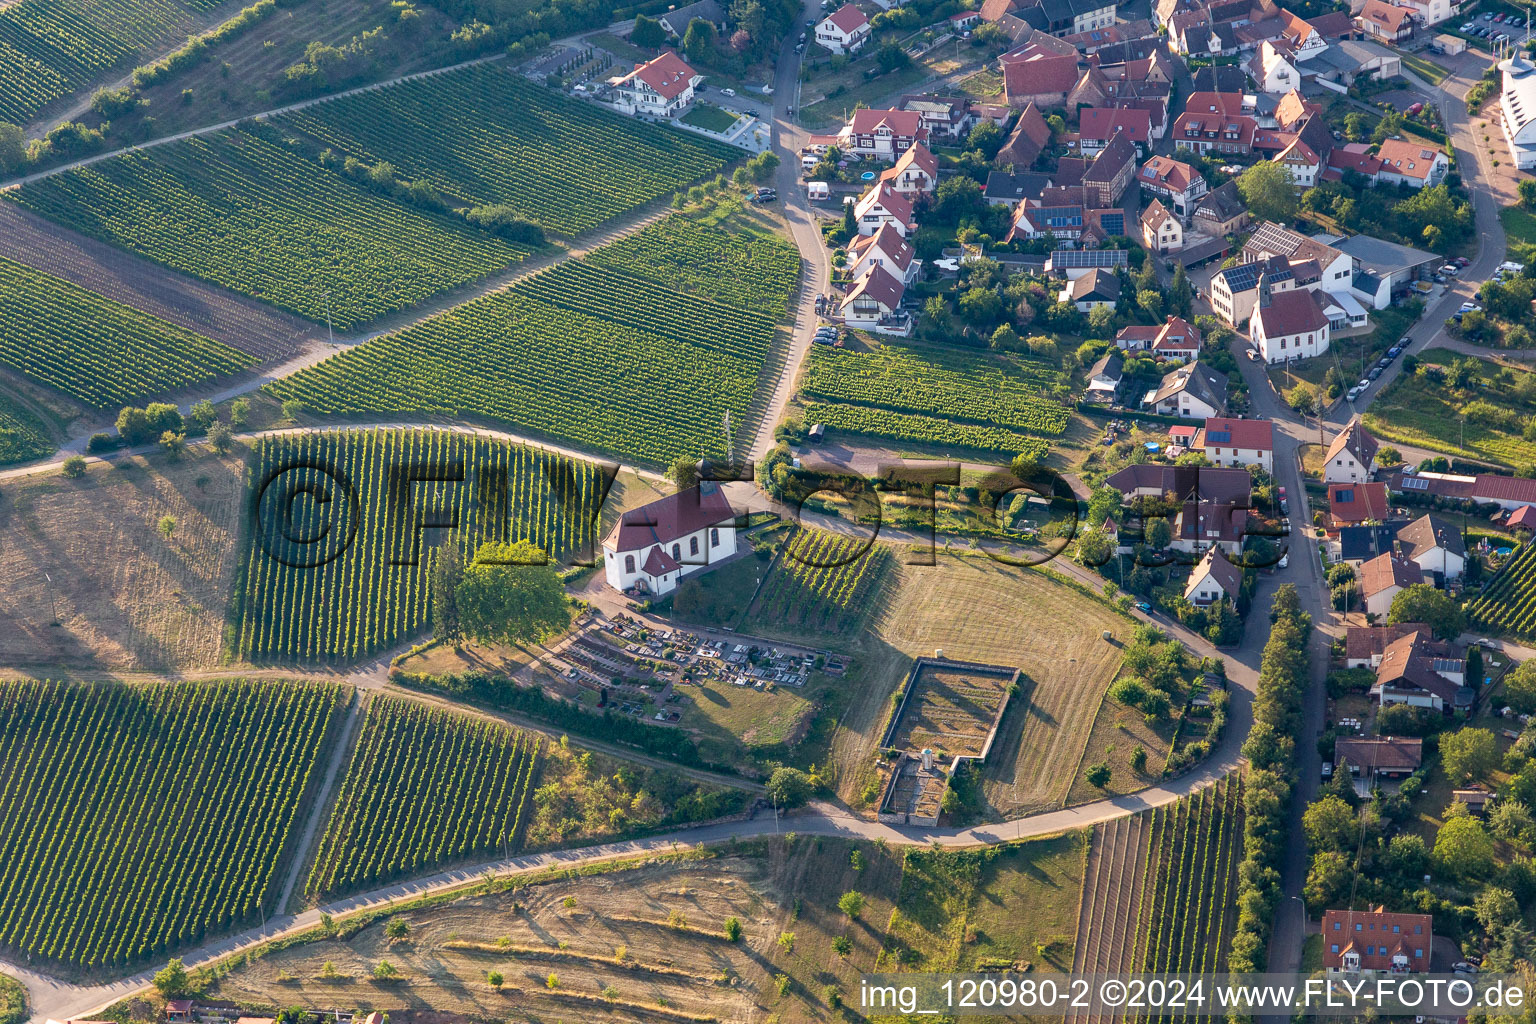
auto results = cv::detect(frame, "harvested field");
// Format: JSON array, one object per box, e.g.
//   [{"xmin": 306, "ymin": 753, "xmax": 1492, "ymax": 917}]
[
  {"xmin": 0, "ymin": 445, "xmax": 246, "ymax": 671},
  {"xmin": 873, "ymin": 557, "xmax": 1130, "ymax": 818},
  {"xmin": 207, "ymin": 833, "xmax": 1082, "ymax": 1024},
  {"xmin": 0, "ymin": 204, "xmax": 319, "ymax": 360}
]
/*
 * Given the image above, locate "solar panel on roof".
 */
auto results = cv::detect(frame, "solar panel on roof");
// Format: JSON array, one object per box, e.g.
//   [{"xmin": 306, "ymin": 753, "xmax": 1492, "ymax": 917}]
[{"xmin": 1208, "ymin": 430, "xmax": 1231, "ymax": 443}]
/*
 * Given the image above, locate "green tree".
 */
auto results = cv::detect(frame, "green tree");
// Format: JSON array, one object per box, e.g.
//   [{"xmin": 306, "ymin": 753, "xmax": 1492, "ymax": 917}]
[
  {"xmin": 62, "ymin": 454, "xmax": 87, "ymax": 478},
  {"xmin": 116, "ymin": 406, "xmax": 153, "ymax": 445},
  {"xmin": 159, "ymin": 430, "xmax": 186, "ymax": 458},
  {"xmin": 631, "ymin": 13, "xmax": 666, "ymax": 47},
  {"xmin": 724, "ymin": 916, "xmax": 742, "ymax": 941},
  {"xmin": 1386, "ymin": 583, "xmax": 1464, "ymax": 640},
  {"xmin": 153, "ymin": 958, "xmax": 190, "ymax": 998},
  {"xmin": 1137, "ymin": 288, "xmax": 1162, "ymax": 320},
  {"xmin": 207, "ymin": 419, "xmax": 234, "ymax": 455},
  {"xmin": 1086, "ymin": 761, "xmax": 1111, "ymax": 788},
  {"xmin": 158, "ymin": 515, "xmax": 177, "ymax": 540},
  {"xmin": 832, "ymin": 935, "xmax": 853, "ymax": 956},
  {"xmin": 767, "ymin": 766, "xmax": 813, "ymax": 808},
  {"xmin": 837, "ymin": 891, "xmax": 865, "ymax": 919},
  {"xmin": 281, "ymin": 397, "xmax": 307, "ymax": 422},
  {"xmin": 668, "ymin": 456, "xmax": 699, "ymax": 490},
  {"xmin": 188, "ymin": 398, "xmax": 217, "ymax": 432},
  {"xmin": 682, "ymin": 18, "xmax": 717, "ymax": 62},
  {"xmin": 1434, "ymin": 814, "xmax": 1495, "ymax": 878},
  {"xmin": 1303, "ymin": 795, "xmax": 1359, "ymax": 851},
  {"xmin": 230, "ymin": 396, "xmax": 250, "ymax": 428},
  {"xmin": 1441, "ymin": 727, "xmax": 1499, "ymax": 784},
  {"xmin": 1236, "ymin": 161, "xmax": 1297, "ymax": 224},
  {"xmin": 487, "ymin": 970, "xmax": 504, "ymax": 989},
  {"xmin": 1170, "ymin": 264, "xmax": 1192, "ymax": 318},
  {"xmin": 1520, "ymin": 178, "xmax": 1536, "ymax": 211},
  {"xmin": 1465, "ymin": 642, "xmax": 1483, "ymax": 689},
  {"xmin": 1129, "ymin": 745, "xmax": 1148, "ymax": 773},
  {"xmin": 1504, "ymin": 660, "xmax": 1536, "ymax": 714},
  {"xmin": 1490, "ymin": 800, "xmax": 1536, "ymax": 845},
  {"xmin": 373, "ymin": 961, "xmax": 398, "ymax": 980},
  {"xmin": 457, "ymin": 540, "xmax": 571, "ymax": 647},
  {"xmin": 1144, "ymin": 516, "xmax": 1173, "ymax": 551},
  {"xmin": 874, "ymin": 41, "xmax": 911, "ymax": 73},
  {"xmin": 431, "ymin": 538, "xmax": 464, "ymax": 644},
  {"xmin": 1088, "ymin": 303, "xmax": 1115, "ymax": 333},
  {"xmin": 966, "ymin": 118, "xmax": 1003, "ymax": 159},
  {"xmin": 385, "ymin": 917, "xmax": 410, "ymax": 941},
  {"xmin": 1303, "ymin": 849, "xmax": 1355, "ymax": 911},
  {"xmin": 0, "ymin": 119, "xmax": 23, "ymax": 173}
]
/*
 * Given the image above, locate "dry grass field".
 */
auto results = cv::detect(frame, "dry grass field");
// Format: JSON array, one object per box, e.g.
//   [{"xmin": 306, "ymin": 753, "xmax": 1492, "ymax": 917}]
[
  {"xmin": 207, "ymin": 833, "xmax": 1083, "ymax": 1024},
  {"xmin": 0, "ymin": 445, "xmax": 246, "ymax": 672},
  {"xmin": 872, "ymin": 556, "xmax": 1131, "ymax": 819}
]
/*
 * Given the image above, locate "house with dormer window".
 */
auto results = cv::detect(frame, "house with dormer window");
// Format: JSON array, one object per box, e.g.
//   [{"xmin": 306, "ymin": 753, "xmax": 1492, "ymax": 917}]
[{"xmin": 1324, "ymin": 908, "xmax": 1431, "ymax": 976}]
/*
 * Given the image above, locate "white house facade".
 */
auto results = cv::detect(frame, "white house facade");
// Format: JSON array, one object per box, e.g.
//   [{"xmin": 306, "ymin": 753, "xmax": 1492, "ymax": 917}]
[
  {"xmin": 603, "ymin": 483, "xmax": 739, "ymax": 595},
  {"xmin": 611, "ymin": 51, "xmax": 703, "ymax": 118}
]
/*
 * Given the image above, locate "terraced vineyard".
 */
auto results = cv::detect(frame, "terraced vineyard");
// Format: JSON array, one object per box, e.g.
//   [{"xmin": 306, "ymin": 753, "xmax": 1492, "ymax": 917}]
[
  {"xmin": 1071, "ymin": 814, "xmax": 1152, "ymax": 1024},
  {"xmin": 264, "ymin": 218, "xmax": 801, "ymax": 466},
  {"xmin": 750, "ymin": 526, "xmax": 891, "ymax": 633},
  {"xmin": 0, "ymin": 256, "xmax": 255, "ymax": 408},
  {"xmin": 800, "ymin": 343, "xmax": 1069, "ymax": 456},
  {"xmin": 277, "ymin": 64, "xmax": 737, "ymax": 235},
  {"xmin": 1134, "ymin": 775, "xmax": 1245, "ymax": 1005},
  {"xmin": 0, "ymin": 0, "xmax": 224, "ymax": 126},
  {"xmin": 0, "ymin": 393, "xmax": 52, "ymax": 466},
  {"xmin": 305, "ymin": 695, "xmax": 539, "ymax": 899},
  {"xmin": 234, "ymin": 429, "xmax": 606, "ymax": 662},
  {"xmin": 0, "ymin": 678, "xmax": 345, "ymax": 969},
  {"xmin": 10, "ymin": 124, "xmax": 530, "ymax": 329},
  {"xmin": 1467, "ymin": 543, "xmax": 1536, "ymax": 641}
]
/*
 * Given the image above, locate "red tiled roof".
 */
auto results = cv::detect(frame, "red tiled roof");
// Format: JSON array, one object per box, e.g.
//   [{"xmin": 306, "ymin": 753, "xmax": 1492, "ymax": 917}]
[
  {"xmin": 1182, "ymin": 91, "xmax": 1246, "ymax": 116},
  {"xmin": 612, "ymin": 483, "xmax": 737, "ymax": 551},
  {"xmin": 624, "ymin": 50, "xmax": 699, "ymax": 100},
  {"xmin": 847, "ymin": 106, "xmax": 924, "ymax": 137},
  {"xmin": 823, "ymin": 2, "xmax": 870, "ymax": 34},
  {"xmin": 1509, "ymin": 504, "xmax": 1536, "ymax": 530},
  {"xmin": 1474, "ymin": 473, "xmax": 1536, "ymax": 504},
  {"xmin": 1358, "ymin": 0, "xmax": 1412, "ymax": 33},
  {"xmin": 848, "ymin": 222, "xmax": 915, "ymax": 272},
  {"xmin": 1322, "ymin": 908, "xmax": 1432, "ymax": 973},
  {"xmin": 1345, "ymin": 622, "xmax": 1421, "ymax": 661},
  {"xmin": 1329, "ymin": 481, "xmax": 1391, "ymax": 524},
  {"xmin": 854, "ymin": 181, "xmax": 915, "ymax": 226},
  {"xmin": 1003, "ymin": 49, "xmax": 1080, "ymax": 99},
  {"xmin": 1328, "ymin": 417, "xmax": 1379, "ymax": 466},
  {"xmin": 1328, "ymin": 143, "xmax": 1384, "ymax": 177},
  {"xmin": 1194, "ymin": 416, "xmax": 1275, "ymax": 453},
  {"xmin": 1171, "ymin": 112, "xmax": 1256, "ymax": 149},
  {"xmin": 843, "ymin": 263, "xmax": 906, "ymax": 311},
  {"xmin": 1081, "ymin": 106, "xmax": 1153, "ymax": 143},
  {"xmin": 1176, "ymin": 501, "xmax": 1251, "ymax": 543},
  {"xmin": 642, "ymin": 545, "xmax": 683, "ymax": 577},
  {"xmin": 1138, "ymin": 155, "xmax": 1200, "ymax": 193},
  {"xmin": 1254, "ymin": 288, "xmax": 1326, "ymax": 339},
  {"xmin": 880, "ymin": 141, "xmax": 938, "ymax": 182},
  {"xmin": 1359, "ymin": 552, "xmax": 1422, "ymax": 598}
]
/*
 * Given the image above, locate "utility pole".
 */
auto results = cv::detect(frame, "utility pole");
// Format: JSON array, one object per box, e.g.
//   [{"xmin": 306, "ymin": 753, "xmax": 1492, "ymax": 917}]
[{"xmin": 43, "ymin": 572, "xmax": 58, "ymax": 625}]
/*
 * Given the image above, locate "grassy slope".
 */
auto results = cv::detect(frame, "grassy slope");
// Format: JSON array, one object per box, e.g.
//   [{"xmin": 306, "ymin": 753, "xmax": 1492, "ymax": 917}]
[{"xmin": 1363, "ymin": 347, "xmax": 1536, "ymax": 467}]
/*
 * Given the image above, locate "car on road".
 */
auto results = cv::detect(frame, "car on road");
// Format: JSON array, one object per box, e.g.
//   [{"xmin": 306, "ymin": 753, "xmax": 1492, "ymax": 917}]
[
  {"xmin": 1454, "ymin": 963, "xmax": 1479, "ymax": 975},
  {"xmin": 1369, "ymin": 367, "xmax": 1383, "ymax": 380},
  {"xmin": 794, "ymin": 42, "xmax": 803, "ymax": 51},
  {"xmin": 1456, "ymin": 256, "xmax": 1471, "ymax": 266},
  {"xmin": 1377, "ymin": 357, "xmax": 1391, "ymax": 370},
  {"xmin": 1475, "ymin": 637, "xmax": 1498, "ymax": 648},
  {"xmin": 721, "ymin": 87, "xmax": 736, "ymax": 96},
  {"xmin": 1135, "ymin": 601, "xmax": 1153, "ymax": 613},
  {"xmin": 1279, "ymin": 553, "xmax": 1289, "ymax": 569},
  {"xmin": 1347, "ymin": 385, "xmax": 1364, "ymax": 401},
  {"xmin": 1484, "ymin": 11, "xmax": 1495, "ymax": 19}
]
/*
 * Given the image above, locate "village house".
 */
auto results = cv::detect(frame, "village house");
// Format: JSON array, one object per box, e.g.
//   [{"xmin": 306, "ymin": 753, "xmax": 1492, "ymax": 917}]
[
  {"xmin": 994, "ymin": 101, "xmax": 1054, "ymax": 169},
  {"xmin": 1334, "ymin": 735, "xmax": 1423, "ymax": 784},
  {"xmin": 838, "ymin": 108, "xmax": 929, "ymax": 161},
  {"xmin": 611, "ymin": 51, "xmax": 703, "ymax": 118},
  {"xmin": 1388, "ymin": 469, "xmax": 1536, "ymax": 510},
  {"xmin": 1061, "ymin": 268, "xmax": 1122, "ymax": 311},
  {"xmin": 1374, "ymin": 137, "xmax": 1449, "ymax": 188},
  {"xmin": 1499, "ymin": 51, "xmax": 1536, "ymax": 170},
  {"xmin": 1084, "ymin": 349, "xmax": 1125, "ymax": 402},
  {"xmin": 1251, "ymin": 282, "xmax": 1330, "ymax": 364},
  {"xmin": 1140, "ymin": 200, "xmax": 1184, "ymax": 254},
  {"xmin": 1394, "ymin": 513, "xmax": 1466, "ymax": 582},
  {"xmin": 656, "ymin": 0, "xmax": 725, "ymax": 37},
  {"xmin": 1337, "ymin": 523, "xmax": 1403, "ymax": 568},
  {"xmin": 1373, "ymin": 629, "xmax": 1467, "ymax": 711},
  {"xmin": 1248, "ymin": 40, "xmax": 1300, "ymax": 94},
  {"xmin": 1169, "ymin": 110, "xmax": 1257, "ymax": 154},
  {"xmin": 1001, "ymin": 44, "xmax": 1080, "ymax": 107},
  {"xmin": 1329, "ymin": 481, "xmax": 1392, "ymax": 528},
  {"xmin": 1355, "ymin": 0, "xmax": 1415, "ymax": 43},
  {"xmin": 984, "ymin": 169, "xmax": 1053, "ymax": 205},
  {"xmin": 1105, "ymin": 464, "xmax": 1252, "ymax": 504},
  {"xmin": 853, "ymin": 182, "xmax": 916, "ymax": 236},
  {"xmin": 839, "ymin": 264, "xmax": 912, "ymax": 335},
  {"xmin": 1080, "ymin": 107, "xmax": 1154, "ymax": 156},
  {"xmin": 1083, "ymin": 130, "xmax": 1138, "ymax": 206},
  {"xmin": 1344, "ymin": 622, "xmax": 1422, "ymax": 668},
  {"xmin": 983, "ymin": 0, "xmax": 1117, "ymax": 36},
  {"xmin": 846, "ymin": 223, "xmax": 921, "ymax": 283},
  {"xmin": 1184, "ymin": 547, "xmax": 1245, "ymax": 605},
  {"xmin": 1171, "ymin": 501, "xmax": 1252, "ymax": 557},
  {"xmin": 815, "ymin": 2, "xmax": 872, "ymax": 53},
  {"xmin": 1193, "ymin": 179, "xmax": 1250, "ymax": 236},
  {"xmin": 1114, "ymin": 316, "xmax": 1203, "ymax": 360},
  {"xmin": 1143, "ymin": 360, "xmax": 1229, "ymax": 418},
  {"xmin": 1193, "ymin": 416, "xmax": 1274, "ymax": 472},
  {"xmin": 1210, "ymin": 256, "xmax": 1296, "ymax": 328},
  {"xmin": 879, "ymin": 141, "xmax": 939, "ymax": 195},
  {"xmin": 1138, "ymin": 155, "xmax": 1208, "ymax": 216},
  {"xmin": 1325, "ymin": 419, "xmax": 1380, "ymax": 484},
  {"xmin": 603, "ymin": 483, "xmax": 739, "ymax": 595},
  {"xmin": 1358, "ymin": 551, "xmax": 1422, "ymax": 616},
  {"xmin": 1323, "ymin": 907, "xmax": 1432, "ymax": 976}
]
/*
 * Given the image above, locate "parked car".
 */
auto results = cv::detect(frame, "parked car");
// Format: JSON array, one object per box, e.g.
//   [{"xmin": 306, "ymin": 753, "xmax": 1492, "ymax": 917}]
[
  {"xmin": 721, "ymin": 87, "xmax": 736, "ymax": 96},
  {"xmin": 1453, "ymin": 963, "xmax": 1479, "ymax": 975},
  {"xmin": 1357, "ymin": 378, "xmax": 1371, "ymax": 391},
  {"xmin": 1279, "ymin": 553, "xmax": 1289, "ymax": 569},
  {"xmin": 1456, "ymin": 256, "xmax": 1472, "ymax": 266},
  {"xmin": 1322, "ymin": 761, "xmax": 1334, "ymax": 779},
  {"xmin": 1135, "ymin": 601, "xmax": 1153, "ymax": 613},
  {"xmin": 1347, "ymin": 385, "xmax": 1363, "ymax": 401},
  {"xmin": 1369, "ymin": 367, "xmax": 1383, "ymax": 380},
  {"xmin": 1475, "ymin": 637, "xmax": 1498, "ymax": 648}
]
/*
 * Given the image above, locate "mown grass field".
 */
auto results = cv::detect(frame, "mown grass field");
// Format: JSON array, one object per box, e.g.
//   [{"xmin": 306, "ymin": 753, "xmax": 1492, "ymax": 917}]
[{"xmin": 1363, "ymin": 348, "xmax": 1536, "ymax": 468}]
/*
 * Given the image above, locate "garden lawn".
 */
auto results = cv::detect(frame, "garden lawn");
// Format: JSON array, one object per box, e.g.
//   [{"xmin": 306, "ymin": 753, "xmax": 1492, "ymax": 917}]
[
  {"xmin": 681, "ymin": 102, "xmax": 741, "ymax": 132},
  {"xmin": 1362, "ymin": 347, "xmax": 1536, "ymax": 468}
]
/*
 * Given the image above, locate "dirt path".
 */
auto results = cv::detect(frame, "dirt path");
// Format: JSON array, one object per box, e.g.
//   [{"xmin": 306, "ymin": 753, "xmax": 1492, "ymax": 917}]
[{"xmin": 275, "ymin": 692, "xmax": 366, "ymax": 914}]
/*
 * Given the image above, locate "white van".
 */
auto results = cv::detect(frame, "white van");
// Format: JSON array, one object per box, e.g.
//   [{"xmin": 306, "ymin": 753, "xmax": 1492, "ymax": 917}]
[{"xmin": 806, "ymin": 181, "xmax": 829, "ymax": 200}]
